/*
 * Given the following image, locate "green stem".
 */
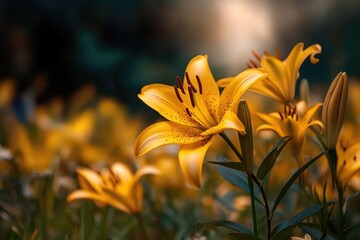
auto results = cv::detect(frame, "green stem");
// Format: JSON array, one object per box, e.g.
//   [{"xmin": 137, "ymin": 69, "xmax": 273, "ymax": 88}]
[
  {"xmin": 135, "ymin": 213, "xmax": 149, "ymax": 240},
  {"xmin": 219, "ymin": 133, "xmax": 243, "ymax": 162},
  {"xmin": 252, "ymin": 175, "xmax": 271, "ymax": 240},
  {"xmin": 248, "ymin": 175, "xmax": 258, "ymax": 236},
  {"xmin": 328, "ymin": 148, "xmax": 345, "ymax": 239}
]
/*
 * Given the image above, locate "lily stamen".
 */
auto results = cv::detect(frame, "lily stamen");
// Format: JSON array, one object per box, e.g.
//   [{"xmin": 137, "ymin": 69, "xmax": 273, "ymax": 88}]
[
  {"xmin": 188, "ymin": 86, "xmax": 195, "ymax": 107},
  {"xmin": 173, "ymin": 85, "xmax": 183, "ymax": 103},
  {"xmin": 252, "ymin": 50, "xmax": 262, "ymax": 61},
  {"xmin": 176, "ymin": 76, "xmax": 185, "ymax": 94},
  {"xmin": 186, "ymin": 72, "xmax": 197, "ymax": 93},
  {"xmin": 278, "ymin": 111, "xmax": 284, "ymax": 120},
  {"xmin": 195, "ymin": 75, "xmax": 203, "ymax": 94},
  {"xmin": 185, "ymin": 107, "xmax": 192, "ymax": 117}
]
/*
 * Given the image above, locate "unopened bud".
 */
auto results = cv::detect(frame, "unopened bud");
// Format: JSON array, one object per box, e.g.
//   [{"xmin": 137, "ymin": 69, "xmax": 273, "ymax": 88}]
[
  {"xmin": 238, "ymin": 100, "xmax": 253, "ymax": 175},
  {"xmin": 322, "ymin": 72, "xmax": 348, "ymax": 149}
]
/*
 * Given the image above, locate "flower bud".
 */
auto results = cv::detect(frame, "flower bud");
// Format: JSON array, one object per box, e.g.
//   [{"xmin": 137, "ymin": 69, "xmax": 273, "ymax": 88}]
[
  {"xmin": 322, "ymin": 72, "xmax": 348, "ymax": 149},
  {"xmin": 238, "ymin": 100, "xmax": 253, "ymax": 175}
]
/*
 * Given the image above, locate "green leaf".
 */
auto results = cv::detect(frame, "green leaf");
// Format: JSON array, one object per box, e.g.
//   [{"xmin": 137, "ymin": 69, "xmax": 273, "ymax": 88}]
[
  {"xmin": 208, "ymin": 161, "xmax": 245, "ymax": 172},
  {"xmin": 345, "ymin": 224, "xmax": 360, "ymax": 239},
  {"xmin": 195, "ymin": 220, "xmax": 253, "ymax": 234},
  {"xmin": 299, "ymin": 223, "xmax": 336, "ymax": 240},
  {"xmin": 215, "ymin": 160, "xmax": 262, "ymax": 204},
  {"xmin": 229, "ymin": 232, "xmax": 261, "ymax": 240},
  {"xmin": 271, "ymin": 151, "xmax": 325, "ymax": 216},
  {"xmin": 256, "ymin": 136, "xmax": 292, "ymax": 180},
  {"xmin": 271, "ymin": 204, "xmax": 323, "ymax": 240}
]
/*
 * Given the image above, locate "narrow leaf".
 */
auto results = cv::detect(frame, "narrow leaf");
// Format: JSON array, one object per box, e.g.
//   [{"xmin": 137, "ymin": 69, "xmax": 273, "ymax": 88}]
[
  {"xmin": 215, "ymin": 161, "xmax": 262, "ymax": 204},
  {"xmin": 195, "ymin": 220, "xmax": 253, "ymax": 234},
  {"xmin": 208, "ymin": 161, "xmax": 245, "ymax": 172},
  {"xmin": 271, "ymin": 152, "xmax": 325, "ymax": 216},
  {"xmin": 271, "ymin": 204, "xmax": 323, "ymax": 240},
  {"xmin": 257, "ymin": 136, "xmax": 292, "ymax": 180}
]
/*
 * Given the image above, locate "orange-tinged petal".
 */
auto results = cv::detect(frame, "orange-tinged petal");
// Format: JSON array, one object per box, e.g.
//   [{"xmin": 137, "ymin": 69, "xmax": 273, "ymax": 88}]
[
  {"xmin": 201, "ymin": 110, "xmax": 245, "ymax": 136},
  {"xmin": 134, "ymin": 121, "xmax": 206, "ymax": 157},
  {"xmin": 178, "ymin": 136, "xmax": 216, "ymax": 187},
  {"xmin": 218, "ymin": 68, "xmax": 268, "ymax": 117},
  {"xmin": 67, "ymin": 190, "xmax": 107, "ymax": 205},
  {"xmin": 101, "ymin": 188, "xmax": 135, "ymax": 214},
  {"xmin": 337, "ymin": 143, "xmax": 360, "ymax": 184},
  {"xmin": 217, "ymin": 77, "xmax": 233, "ymax": 88},
  {"xmin": 257, "ymin": 124, "xmax": 284, "ymax": 137},
  {"xmin": 302, "ymin": 103, "xmax": 323, "ymax": 124},
  {"xmin": 111, "ymin": 162, "xmax": 133, "ymax": 183},
  {"xmin": 183, "ymin": 55, "xmax": 220, "ymax": 119},
  {"xmin": 138, "ymin": 84, "xmax": 197, "ymax": 126},
  {"xmin": 262, "ymin": 56, "xmax": 290, "ymax": 100},
  {"xmin": 77, "ymin": 168, "xmax": 103, "ymax": 193}
]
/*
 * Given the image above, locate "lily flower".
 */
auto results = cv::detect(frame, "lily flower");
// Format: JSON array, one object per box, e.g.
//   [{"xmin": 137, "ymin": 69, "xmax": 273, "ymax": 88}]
[
  {"xmin": 336, "ymin": 141, "xmax": 360, "ymax": 186},
  {"xmin": 257, "ymin": 102, "xmax": 323, "ymax": 159},
  {"xmin": 134, "ymin": 55, "xmax": 267, "ymax": 187},
  {"xmin": 67, "ymin": 163, "xmax": 159, "ymax": 214},
  {"xmin": 219, "ymin": 43, "xmax": 321, "ymax": 105}
]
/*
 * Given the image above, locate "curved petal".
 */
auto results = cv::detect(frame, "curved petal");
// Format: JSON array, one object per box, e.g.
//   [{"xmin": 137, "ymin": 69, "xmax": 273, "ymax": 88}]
[
  {"xmin": 218, "ymin": 68, "xmax": 268, "ymax": 118},
  {"xmin": 305, "ymin": 120, "xmax": 323, "ymax": 131},
  {"xmin": 77, "ymin": 168, "xmax": 103, "ymax": 193},
  {"xmin": 138, "ymin": 84, "xmax": 197, "ymax": 126},
  {"xmin": 110, "ymin": 162, "xmax": 133, "ymax": 184},
  {"xmin": 262, "ymin": 56, "xmax": 290, "ymax": 100},
  {"xmin": 178, "ymin": 136, "xmax": 216, "ymax": 187},
  {"xmin": 257, "ymin": 112, "xmax": 281, "ymax": 127},
  {"xmin": 67, "ymin": 190, "xmax": 107, "ymax": 205},
  {"xmin": 101, "ymin": 188, "xmax": 135, "ymax": 214},
  {"xmin": 217, "ymin": 77, "xmax": 234, "ymax": 88},
  {"xmin": 302, "ymin": 103, "xmax": 323, "ymax": 124},
  {"xmin": 201, "ymin": 110, "xmax": 245, "ymax": 136},
  {"xmin": 256, "ymin": 124, "xmax": 284, "ymax": 137},
  {"xmin": 134, "ymin": 121, "xmax": 205, "ymax": 157},
  {"xmin": 183, "ymin": 55, "xmax": 220, "ymax": 119}
]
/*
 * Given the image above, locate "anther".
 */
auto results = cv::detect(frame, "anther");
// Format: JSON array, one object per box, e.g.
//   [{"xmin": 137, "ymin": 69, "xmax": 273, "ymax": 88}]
[
  {"xmin": 278, "ymin": 111, "xmax": 283, "ymax": 120},
  {"xmin": 295, "ymin": 115, "xmax": 298, "ymax": 121},
  {"xmin": 185, "ymin": 108, "xmax": 192, "ymax": 117},
  {"xmin": 247, "ymin": 62, "xmax": 255, "ymax": 69},
  {"xmin": 195, "ymin": 75, "xmax": 203, "ymax": 94},
  {"xmin": 186, "ymin": 72, "xmax": 197, "ymax": 93},
  {"xmin": 176, "ymin": 76, "xmax": 185, "ymax": 94},
  {"xmin": 264, "ymin": 50, "xmax": 271, "ymax": 56},
  {"xmin": 174, "ymin": 85, "xmax": 183, "ymax": 103},
  {"xmin": 249, "ymin": 59, "xmax": 258, "ymax": 68},
  {"xmin": 252, "ymin": 50, "xmax": 262, "ymax": 61},
  {"xmin": 284, "ymin": 105, "xmax": 288, "ymax": 118},
  {"xmin": 274, "ymin": 47, "xmax": 281, "ymax": 59},
  {"xmin": 354, "ymin": 155, "xmax": 357, "ymax": 161},
  {"xmin": 188, "ymin": 86, "xmax": 195, "ymax": 107},
  {"xmin": 293, "ymin": 105, "xmax": 297, "ymax": 115}
]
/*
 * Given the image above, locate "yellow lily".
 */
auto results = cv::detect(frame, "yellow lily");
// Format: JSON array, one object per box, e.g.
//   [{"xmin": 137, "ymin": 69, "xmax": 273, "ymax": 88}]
[
  {"xmin": 219, "ymin": 42, "xmax": 321, "ymax": 105},
  {"xmin": 336, "ymin": 141, "xmax": 360, "ymax": 186},
  {"xmin": 134, "ymin": 55, "xmax": 267, "ymax": 187},
  {"xmin": 67, "ymin": 162, "xmax": 159, "ymax": 214},
  {"xmin": 257, "ymin": 102, "xmax": 323, "ymax": 159}
]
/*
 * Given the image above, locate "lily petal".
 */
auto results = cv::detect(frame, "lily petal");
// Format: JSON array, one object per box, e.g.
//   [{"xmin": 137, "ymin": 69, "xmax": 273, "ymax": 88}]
[
  {"xmin": 183, "ymin": 55, "xmax": 220, "ymax": 119},
  {"xmin": 111, "ymin": 162, "xmax": 133, "ymax": 184},
  {"xmin": 218, "ymin": 68, "xmax": 268, "ymax": 117},
  {"xmin": 302, "ymin": 103, "xmax": 323, "ymax": 124},
  {"xmin": 138, "ymin": 84, "xmax": 197, "ymax": 126},
  {"xmin": 77, "ymin": 168, "xmax": 103, "ymax": 193},
  {"xmin": 201, "ymin": 110, "xmax": 245, "ymax": 136},
  {"xmin": 134, "ymin": 121, "xmax": 206, "ymax": 157},
  {"xmin": 178, "ymin": 136, "xmax": 216, "ymax": 187},
  {"xmin": 217, "ymin": 77, "xmax": 234, "ymax": 88}
]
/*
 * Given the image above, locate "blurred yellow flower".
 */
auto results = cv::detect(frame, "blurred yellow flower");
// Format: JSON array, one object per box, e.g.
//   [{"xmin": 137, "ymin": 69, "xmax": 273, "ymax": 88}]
[
  {"xmin": 257, "ymin": 103, "xmax": 323, "ymax": 159},
  {"xmin": 222, "ymin": 42, "xmax": 321, "ymax": 105},
  {"xmin": 291, "ymin": 233, "xmax": 312, "ymax": 240},
  {"xmin": 134, "ymin": 55, "xmax": 267, "ymax": 187},
  {"xmin": 67, "ymin": 162, "xmax": 159, "ymax": 214}
]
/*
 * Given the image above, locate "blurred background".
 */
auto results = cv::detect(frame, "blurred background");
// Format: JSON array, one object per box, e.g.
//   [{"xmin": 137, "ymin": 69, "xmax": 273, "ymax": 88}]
[{"xmin": 0, "ymin": 0, "xmax": 359, "ymax": 121}]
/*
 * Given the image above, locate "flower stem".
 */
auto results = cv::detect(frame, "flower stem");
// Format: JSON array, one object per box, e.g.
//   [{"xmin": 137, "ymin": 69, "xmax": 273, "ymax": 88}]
[
  {"xmin": 135, "ymin": 213, "xmax": 149, "ymax": 240},
  {"xmin": 248, "ymin": 175, "xmax": 258, "ymax": 236},
  {"xmin": 328, "ymin": 149, "xmax": 345, "ymax": 239},
  {"xmin": 219, "ymin": 133, "xmax": 243, "ymax": 162}
]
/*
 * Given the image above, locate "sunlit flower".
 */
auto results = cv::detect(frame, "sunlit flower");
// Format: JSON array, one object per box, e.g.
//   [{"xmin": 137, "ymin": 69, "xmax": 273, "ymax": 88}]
[
  {"xmin": 134, "ymin": 55, "xmax": 267, "ymax": 187},
  {"xmin": 218, "ymin": 42, "xmax": 321, "ymax": 105},
  {"xmin": 257, "ymin": 102, "xmax": 323, "ymax": 159},
  {"xmin": 67, "ymin": 162, "xmax": 159, "ymax": 214}
]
